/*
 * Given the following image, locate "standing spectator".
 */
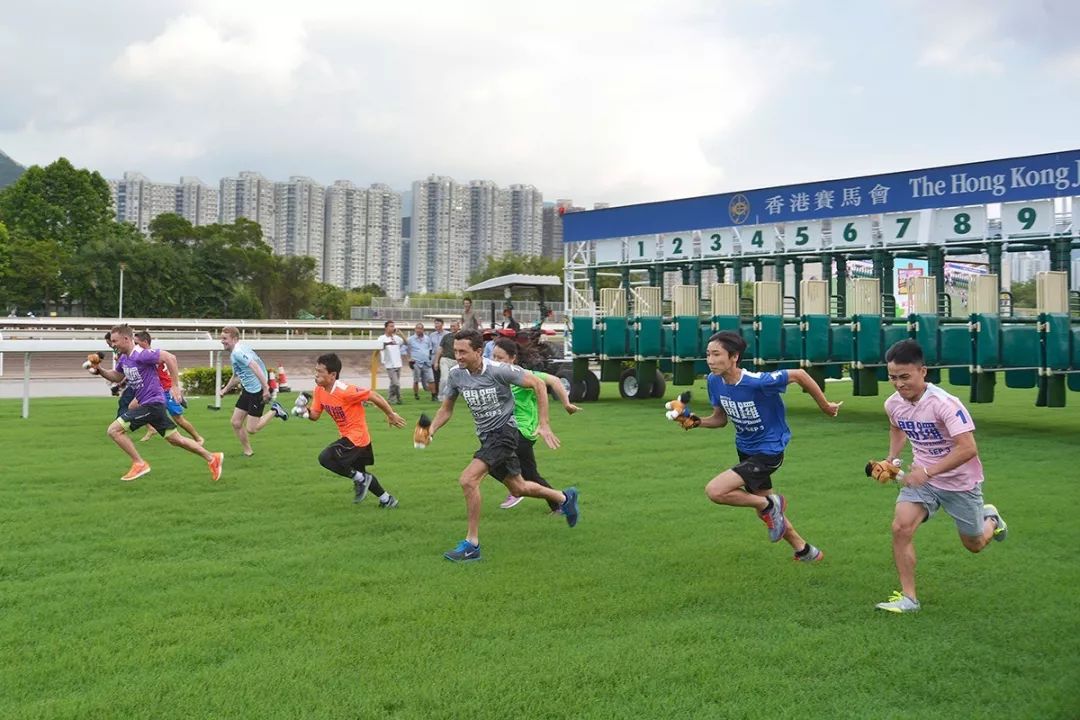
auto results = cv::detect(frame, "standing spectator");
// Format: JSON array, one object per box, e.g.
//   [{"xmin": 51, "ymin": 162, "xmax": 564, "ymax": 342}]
[
  {"xmin": 461, "ymin": 297, "xmax": 480, "ymax": 331},
  {"xmin": 429, "ymin": 318, "xmax": 449, "ymax": 392},
  {"xmin": 406, "ymin": 322, "xmax": 437, "ymax": 401},
  {"xmin": 378, "ymin": 320, "xmax": 406, "ymax": 404},
  {"xmin": 434, "ymin": 320, "xmax": 460, "ymax": 398}
]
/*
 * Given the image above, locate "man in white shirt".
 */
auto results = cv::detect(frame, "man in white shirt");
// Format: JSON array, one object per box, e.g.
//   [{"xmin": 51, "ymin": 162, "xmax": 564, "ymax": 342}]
[{"xmin": 378, "ymin": 320, "xmax": 406, "ymax": 404}]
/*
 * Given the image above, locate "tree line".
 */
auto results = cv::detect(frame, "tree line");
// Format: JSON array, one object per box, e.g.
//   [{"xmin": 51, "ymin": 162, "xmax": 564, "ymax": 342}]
[{"xmin": 0, "ymin": 157, "xmax": 566, "ymax": 319}]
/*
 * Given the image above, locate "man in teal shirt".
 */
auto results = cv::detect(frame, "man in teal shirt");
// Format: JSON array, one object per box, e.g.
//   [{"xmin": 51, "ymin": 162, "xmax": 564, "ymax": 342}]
[{"xmin": 218, "ymin": 326, "xmax": 288, "ymax": 456}]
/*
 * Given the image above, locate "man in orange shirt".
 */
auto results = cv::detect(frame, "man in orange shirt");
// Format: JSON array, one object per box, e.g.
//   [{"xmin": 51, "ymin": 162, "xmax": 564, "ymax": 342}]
[{"xmin": 308, "ymin": 352, "xmax": 406, "ymax": 507}]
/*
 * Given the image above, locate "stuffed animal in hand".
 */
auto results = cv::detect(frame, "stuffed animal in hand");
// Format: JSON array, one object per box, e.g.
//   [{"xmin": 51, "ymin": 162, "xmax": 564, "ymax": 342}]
[
  {"xmin": 865, "ymin": 458, "xmax": 905, "ymax": 484},
  {"xmin": 291, "ymin": 391, "xmax": 312, "ymax": 419},
  {"xmin": 413, "ymin": 413, "xmax": 432, "ymax": 449},
  {"xmin": 664, "ymin": 391, "xmax": 701, "ymax": 430},
  {"xmin": 83, "ymin": 352, "xmax": 106, "ymax": 373}
]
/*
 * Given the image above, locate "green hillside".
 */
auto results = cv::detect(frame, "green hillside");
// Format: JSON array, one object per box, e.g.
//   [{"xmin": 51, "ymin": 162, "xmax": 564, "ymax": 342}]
[{"xmin": 0, "ymin": 149, "xmax": 25, "ymax": 188}]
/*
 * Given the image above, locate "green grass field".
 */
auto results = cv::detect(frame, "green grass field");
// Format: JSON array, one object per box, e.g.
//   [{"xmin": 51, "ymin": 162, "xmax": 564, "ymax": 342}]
[{"xmin": 2, "ymin": 380, "xmax": 1079, "ymax": 719}]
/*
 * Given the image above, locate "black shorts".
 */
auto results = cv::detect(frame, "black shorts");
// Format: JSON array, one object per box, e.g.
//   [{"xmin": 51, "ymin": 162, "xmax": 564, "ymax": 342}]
[
  {"xmin": 119, "ymin": 403, "xmax": 176, "ymax": 436},
  {"xmin": 474, "ymin": 423, "xmax": 522, "ymax": 482},
  {"xmin": 732, "ymin": 451, "xmax": 784, "ymax": 493},
  {"xmin": 235, "ymin": 389, "xmax": 266, "ymax": 417},
  {"xmin": 323, "ymin": 437, "xmax": 375, "ymax": 473}
]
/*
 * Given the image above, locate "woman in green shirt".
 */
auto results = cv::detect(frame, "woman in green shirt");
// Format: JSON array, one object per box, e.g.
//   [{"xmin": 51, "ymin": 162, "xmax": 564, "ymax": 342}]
[{"xmin": 491, "ymin": 337, "xmax": 580, "ymax": 511}]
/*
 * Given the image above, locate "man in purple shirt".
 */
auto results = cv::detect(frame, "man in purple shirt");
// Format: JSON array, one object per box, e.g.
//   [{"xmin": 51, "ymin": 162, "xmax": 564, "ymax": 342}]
[{"xmin": 92, "ymin": 324, "xmax": 224, "ymax": 482}]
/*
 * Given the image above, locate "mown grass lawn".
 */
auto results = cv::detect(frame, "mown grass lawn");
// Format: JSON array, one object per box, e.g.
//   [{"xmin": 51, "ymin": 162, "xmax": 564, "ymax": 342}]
[{"xmin": 2, "ymin": 379, "xmax": 1078, "ymax": 719}]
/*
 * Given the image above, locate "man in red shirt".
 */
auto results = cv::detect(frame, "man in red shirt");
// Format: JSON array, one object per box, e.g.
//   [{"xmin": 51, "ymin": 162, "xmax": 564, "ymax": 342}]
[
  {"xmin": 134, "ymin": 331, "xmax": 205, "ymax": 445},
  {"xmin": 307, "ymin": 352, "xmax": 406, "ymax": 507}
]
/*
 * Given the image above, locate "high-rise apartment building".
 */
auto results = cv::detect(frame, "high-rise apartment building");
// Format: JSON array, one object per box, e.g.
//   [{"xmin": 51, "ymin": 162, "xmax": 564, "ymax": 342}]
[
  {"xmin": 468, "ymin": 180, "xmax": 512, "ymax": 273},
  {"xmin": 176, "ymin": 176, "xmax": 219, "ymax": 227},
  {"xmin": 541, "ymin": 198, "xmax": 583, "ymax": 261},
  {"xmin": 509, "ymin": 184, "xmax": 543, "ymax": 256},
  {"xmin": 274, "ymin": 176, "xmax": 326, "ymax": 279},
  {"xmin": 410, "ymin": 175, "xmax": 471, "ymax": 293},
  {"xmin": 108, "ymin": 171, "xmax": 179, "ymax": 233},
  {"xmin": 323, "ymin": 180, "xmax": 367, "ymax": 290},
  {"xmin": 367, "ymin": 183, "xmax": 404, "ymax": 298},
  {"xmin": 323, "ymin": 181, "xmax": 404, "ymax": 296},
  {"xmin": 220, "ymin": 171, "xmax": 276, "ymax": 245}
]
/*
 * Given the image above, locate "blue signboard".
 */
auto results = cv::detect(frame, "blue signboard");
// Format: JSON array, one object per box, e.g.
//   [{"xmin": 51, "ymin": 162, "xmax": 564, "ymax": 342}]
[{"xmin": 563, "ymin": 150, "xmax": 1080, "ymax": 243}]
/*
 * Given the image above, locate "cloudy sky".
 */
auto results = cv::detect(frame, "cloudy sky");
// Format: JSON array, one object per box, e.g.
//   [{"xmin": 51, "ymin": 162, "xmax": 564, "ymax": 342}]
[{"xmin": 1, "ymin": 0, "xmax": 1076, "ymax": 207}]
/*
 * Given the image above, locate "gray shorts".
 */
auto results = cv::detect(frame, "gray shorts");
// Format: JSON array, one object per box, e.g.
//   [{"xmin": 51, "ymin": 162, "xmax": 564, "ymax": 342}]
[
  {"xmin": 897, "ymin": 483, "xmax": 986, "ymax": 537},
  {"xmin": 413, "ymin": 363, "xmax": 434, "ymax": 384}
]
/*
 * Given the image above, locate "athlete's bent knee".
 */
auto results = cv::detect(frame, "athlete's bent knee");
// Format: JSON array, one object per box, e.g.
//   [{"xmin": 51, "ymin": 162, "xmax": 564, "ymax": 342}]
[
  {"xmin": 960, "ymin": 535, "xmax": 986, "ymax": 553},
  {"xmin": 318, "ymin": 447, "xmax": 348, "ymax": 476}
]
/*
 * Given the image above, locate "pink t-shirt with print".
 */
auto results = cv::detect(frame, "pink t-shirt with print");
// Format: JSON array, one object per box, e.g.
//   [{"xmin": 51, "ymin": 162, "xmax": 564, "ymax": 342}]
[{"xmin": 884, "ymin": 383, "xmax": 984, "ymax": 492}]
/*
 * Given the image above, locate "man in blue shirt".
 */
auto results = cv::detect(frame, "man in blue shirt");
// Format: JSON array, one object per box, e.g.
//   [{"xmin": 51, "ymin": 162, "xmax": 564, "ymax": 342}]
[
  {"xmin": 405, "ymin": 322, "xmax": 437, "ymax": 401},
  {"xmin": 218, "ymin": 326, "xmax": 288, "ymax": 456},
  {"xmin": 680, "ymin": 331, "xmax": 841, "ymax": 561}
]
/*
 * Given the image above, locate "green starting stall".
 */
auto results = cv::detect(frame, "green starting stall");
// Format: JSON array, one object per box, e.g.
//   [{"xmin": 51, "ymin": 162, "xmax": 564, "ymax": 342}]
[{"xmin": 562, "ymin": 150, "xmax": 1080, "ymax": 406}]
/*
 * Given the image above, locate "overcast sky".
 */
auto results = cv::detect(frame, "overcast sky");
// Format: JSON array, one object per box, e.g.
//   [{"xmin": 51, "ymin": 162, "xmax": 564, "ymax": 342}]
[{"xmin": 1, "ymin": 0, "xmax": 1077, "ymax": 207}]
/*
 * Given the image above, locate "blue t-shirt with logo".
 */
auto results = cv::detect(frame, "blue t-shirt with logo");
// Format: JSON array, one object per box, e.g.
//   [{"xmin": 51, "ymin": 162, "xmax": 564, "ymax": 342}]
[{"xmin": 707, "ymin": 369, "xmax": 791, "ymax": 455}]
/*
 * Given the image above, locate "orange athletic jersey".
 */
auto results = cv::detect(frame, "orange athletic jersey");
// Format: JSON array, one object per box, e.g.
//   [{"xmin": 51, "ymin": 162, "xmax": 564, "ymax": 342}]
[{"xmin": 311, "ymin": 381, "xmax": 373, "ymax": 446}]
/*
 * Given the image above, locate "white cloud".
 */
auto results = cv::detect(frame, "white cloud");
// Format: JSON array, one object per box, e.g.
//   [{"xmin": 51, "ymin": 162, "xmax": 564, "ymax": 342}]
[
  {"xmin": 0, "ymin": 0, "xmax": 1075, "ymax": 208},
  {"xmin": 0, "ymin": 1, "xmax": 830, "ymax": 205}
]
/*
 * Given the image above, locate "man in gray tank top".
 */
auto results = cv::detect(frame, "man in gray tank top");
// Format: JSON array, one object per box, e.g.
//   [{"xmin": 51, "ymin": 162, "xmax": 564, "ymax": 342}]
[{"xmin": 430, "ymin": 329, "xmax": 580, "ymax": 562}]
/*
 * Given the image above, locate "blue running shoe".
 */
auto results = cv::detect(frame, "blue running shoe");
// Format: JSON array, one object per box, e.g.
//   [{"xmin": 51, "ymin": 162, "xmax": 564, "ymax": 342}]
[
  {"xmin": 759, "ymin": 494, "xmax": 787, "ymax": 543},
  {"xmin": 353, "ymin": 473, "xmax": 373, "ymax": 504},
  {"xmin": 271, "ymin": 401, "xmax": 288, "ymax": 421},
  {"xmin": 444, "ymin": 540, "xmax": 481, "ymax": 562},
  {"xmin": 561, "ymin": 487, "xmax": 580, "ymax": 528}
]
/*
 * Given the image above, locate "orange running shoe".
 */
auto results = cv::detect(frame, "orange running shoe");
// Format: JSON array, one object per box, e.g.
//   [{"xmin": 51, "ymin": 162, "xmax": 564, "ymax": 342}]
[
  {"xmin": 121, "ymin": 461, "xmax": 151, "ymax": 482},
  {"xmin": 208, "ymin": 452, "xmax": 224, "ymax": 482}
]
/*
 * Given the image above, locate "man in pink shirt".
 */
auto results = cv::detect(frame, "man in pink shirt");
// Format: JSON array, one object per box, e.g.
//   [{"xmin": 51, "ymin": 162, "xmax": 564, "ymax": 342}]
[{"xmin": 875, "ymin": 339, "xmax": 1008, "ymax": 613}]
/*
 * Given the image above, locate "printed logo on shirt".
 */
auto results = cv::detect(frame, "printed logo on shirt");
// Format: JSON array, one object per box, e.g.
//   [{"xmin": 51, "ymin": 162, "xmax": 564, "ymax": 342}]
[
  {"xmin": 462, "ymin": 387, "xmax": 501, "ymax": 418},
  {"xmin": 897, "ymin": 419, "xmax": 943, "ymax": 442},
  {"xmin": 718, "ymin": 397, "xmax": 764, "ymax": 431},
  {"xmin": 123, "ymin": 365, "xmax": 143, "ymax": 390}
]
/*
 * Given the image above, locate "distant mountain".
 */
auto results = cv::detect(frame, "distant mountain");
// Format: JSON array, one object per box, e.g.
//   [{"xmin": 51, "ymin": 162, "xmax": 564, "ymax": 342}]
[{"xmin": 0, "ymin": 149, "xmax": 25, "ymax": 188}]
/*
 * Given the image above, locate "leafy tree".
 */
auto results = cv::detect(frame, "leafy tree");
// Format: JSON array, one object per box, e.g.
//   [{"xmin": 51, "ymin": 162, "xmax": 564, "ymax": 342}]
[
  {"xmin": 0, "ymin": 157, "xmax": 112, "ymax": 250},
  {"xmin": 228, "ymin": 285, "xmax": 264, "ymax": 319},
  {"xmin": 5, "ymin": 234, "xmax": 67, "ymax": 312},
  {"xmin": 1008, "ymin": 280, "xmax": 1036, "ymax": 309},
  {"xmin": 309, "ymin": 283, "xmax": 349, "ymax": 319},
  {"xmin": 148, "ymin": 213, "xmax": 197, "ymax": 246},
  {"xmin": 0, "ymin": 221, "xmax": 10, "ymax": 308},
  {"xmin": 270, "ymin": 255, "xmax": 318, "ymax": 318},
  {"xmin": 351, "ymin": 283, "xmax": 384, "ymax": 296}
]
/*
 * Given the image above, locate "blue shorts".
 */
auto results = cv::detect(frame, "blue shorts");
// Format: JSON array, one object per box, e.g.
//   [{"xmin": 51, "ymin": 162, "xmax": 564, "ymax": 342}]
[{"xmin": 166, "ymin": 395, "xmax": 186, "ymax": 416}]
